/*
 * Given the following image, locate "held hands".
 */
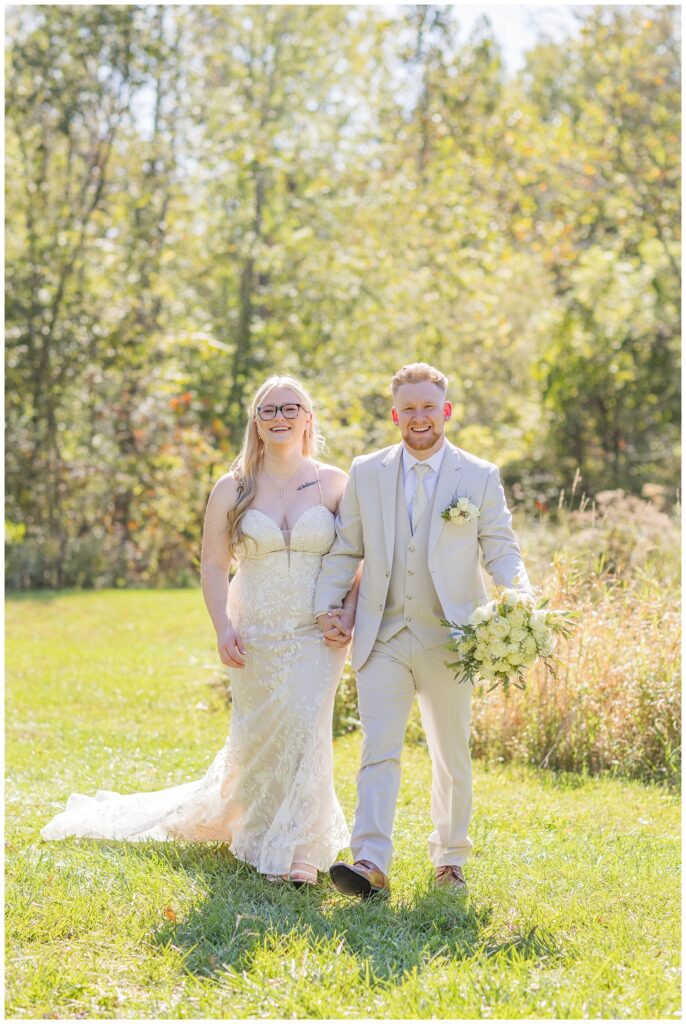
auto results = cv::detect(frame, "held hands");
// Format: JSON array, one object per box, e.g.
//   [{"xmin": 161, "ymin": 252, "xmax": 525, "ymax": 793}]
[
  {"xmin": 217, "ymin": 623, "xmax": 247, "ymax": 669},
  {"xmin": 316, "ymin": 606, "xmax": 355, "ymax": 648}
]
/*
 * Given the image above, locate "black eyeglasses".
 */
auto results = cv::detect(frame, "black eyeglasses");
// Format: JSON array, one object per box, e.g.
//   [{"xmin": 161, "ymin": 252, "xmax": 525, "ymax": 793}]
[{"xmin": 256, "ymin": 402, "xmax": 305, "ymax": 421}]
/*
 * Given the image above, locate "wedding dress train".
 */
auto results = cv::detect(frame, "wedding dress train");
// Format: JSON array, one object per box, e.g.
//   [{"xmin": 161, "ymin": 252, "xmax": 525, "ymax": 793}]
[{"xmin": 41, "ymin": 503, "xmax": 350, "ymax": 876}]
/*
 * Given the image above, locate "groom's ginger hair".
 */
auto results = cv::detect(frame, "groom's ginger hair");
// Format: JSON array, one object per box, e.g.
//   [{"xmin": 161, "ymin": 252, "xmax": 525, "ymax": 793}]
[{"xmin": 391, "ymin": 363, "xmax": 448, "ymax": 395}]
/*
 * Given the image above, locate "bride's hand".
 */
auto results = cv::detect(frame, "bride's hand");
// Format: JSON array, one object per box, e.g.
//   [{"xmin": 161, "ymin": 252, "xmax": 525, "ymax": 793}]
[
  {"xmin": 337, "ymin": 605, "xmax": 356, "ymax": 637},
  {"xmin": 323, "ymin": 606, "xmax": 355, "ymax": 648},
  {"xmin": 217, "ymin": 624, "xmax": 247, "ymax": 668}
]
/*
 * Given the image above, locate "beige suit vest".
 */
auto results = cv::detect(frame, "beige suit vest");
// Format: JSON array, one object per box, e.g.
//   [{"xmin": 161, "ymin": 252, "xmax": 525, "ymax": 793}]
[{"xmin": 377, "ymin": 461, "xmax": 448, "ymax": 649}]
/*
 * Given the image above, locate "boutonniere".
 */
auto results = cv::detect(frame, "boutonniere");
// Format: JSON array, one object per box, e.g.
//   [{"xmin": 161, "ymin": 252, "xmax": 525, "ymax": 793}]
[{"xmin": 441, "ymin": 494, "xmax": 480, "ymax": 524}]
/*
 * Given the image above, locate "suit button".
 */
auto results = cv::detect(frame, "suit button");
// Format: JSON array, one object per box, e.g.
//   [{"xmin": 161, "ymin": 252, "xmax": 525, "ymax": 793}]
[
  {"xmin": 408, "ymin": 546, "xmax": 415, "ymax": 553},
  {"xmin": 407, "ymin": 594, "xmax": 413, "ymax": 600},
  {"xmin": 406, "ymin": 616, "xmax": 412, "ymax": 622},
  {"xmin": 407, "ymin": 569, "xmax": 414, "ymax": 575}
]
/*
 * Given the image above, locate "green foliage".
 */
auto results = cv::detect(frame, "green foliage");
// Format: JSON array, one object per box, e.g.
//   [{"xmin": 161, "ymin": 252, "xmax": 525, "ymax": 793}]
[
  {"xmin": 332, "ymin": 662, "xmax": 360, "ymax": 738},
  {"xmin": 5, "ymin": 5, "xmax": 680, "ymax": 585}
]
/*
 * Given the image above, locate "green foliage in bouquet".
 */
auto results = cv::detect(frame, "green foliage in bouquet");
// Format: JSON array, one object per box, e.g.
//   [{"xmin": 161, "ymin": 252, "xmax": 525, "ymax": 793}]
[{"xmin": 443, "ymin": 588, "xmax": 575, "ymax": 694}]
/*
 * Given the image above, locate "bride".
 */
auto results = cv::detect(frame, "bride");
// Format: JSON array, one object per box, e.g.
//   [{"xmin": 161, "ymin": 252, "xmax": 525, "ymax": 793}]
[{"xmin": 42, "ymin": 375, "xmax": 357, "ymax": 887}]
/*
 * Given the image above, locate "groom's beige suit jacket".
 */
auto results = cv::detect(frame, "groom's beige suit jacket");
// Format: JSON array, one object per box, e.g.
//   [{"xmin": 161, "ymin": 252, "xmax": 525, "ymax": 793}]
[{"xmin": 314, "ymin": 440, "xmax": 531, "ymax": 671}]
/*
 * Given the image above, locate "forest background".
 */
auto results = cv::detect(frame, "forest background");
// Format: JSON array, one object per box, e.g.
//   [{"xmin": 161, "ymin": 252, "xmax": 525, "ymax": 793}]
[
  {"xmin": 6, "ymin": 3, "xmax": 680, "ymax": 591},
  {"xmin": 4, "ymin": 16, "xmax": 681, "ymax": 1015}
]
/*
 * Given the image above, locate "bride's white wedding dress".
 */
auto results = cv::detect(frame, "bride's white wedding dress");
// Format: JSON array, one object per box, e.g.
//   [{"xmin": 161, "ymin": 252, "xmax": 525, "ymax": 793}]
[{"xmin": 41, "ymin": 501, "xmax": 351, "ymax": 876}]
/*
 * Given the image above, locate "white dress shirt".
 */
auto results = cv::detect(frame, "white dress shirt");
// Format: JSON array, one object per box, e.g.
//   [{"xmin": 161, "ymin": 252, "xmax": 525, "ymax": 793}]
[{"xmin": 401, "ymin": 442, "xmax": 446, "ymax": 523}]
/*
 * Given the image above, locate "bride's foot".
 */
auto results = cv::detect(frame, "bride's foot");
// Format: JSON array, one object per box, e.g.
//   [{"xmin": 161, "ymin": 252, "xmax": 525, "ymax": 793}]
[{"xmin": 288, "ymin": 861, "xmax": 318, "ymax": 887}]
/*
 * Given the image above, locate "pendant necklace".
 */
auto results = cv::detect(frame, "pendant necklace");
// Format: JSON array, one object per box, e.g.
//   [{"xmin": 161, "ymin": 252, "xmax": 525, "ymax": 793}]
[{"xmin": 263, "ymin": 458, "xmax": 308, "ymax": 498}]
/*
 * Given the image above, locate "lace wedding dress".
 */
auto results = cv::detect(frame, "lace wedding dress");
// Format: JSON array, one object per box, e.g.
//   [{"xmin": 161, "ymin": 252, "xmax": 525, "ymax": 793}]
[{"xmin": 41, "ymin": 503, "xmax": 351, "ymax": 876}]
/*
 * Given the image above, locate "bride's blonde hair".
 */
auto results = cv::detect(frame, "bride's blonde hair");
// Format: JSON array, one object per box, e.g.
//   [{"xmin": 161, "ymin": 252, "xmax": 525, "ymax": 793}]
[{"xmin": 226, "ymin": 375, "xmax": 324, "ymax": 561}]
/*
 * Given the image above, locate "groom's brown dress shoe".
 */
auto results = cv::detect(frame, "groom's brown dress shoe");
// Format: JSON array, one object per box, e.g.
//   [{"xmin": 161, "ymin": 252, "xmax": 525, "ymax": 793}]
[
  {"xmin": 329, "ymin": 859, "xmax": 390, "ymax": 898},
  {"xmin": 435, "ymin": 864, "xmax": 467, "ymax": 891}
]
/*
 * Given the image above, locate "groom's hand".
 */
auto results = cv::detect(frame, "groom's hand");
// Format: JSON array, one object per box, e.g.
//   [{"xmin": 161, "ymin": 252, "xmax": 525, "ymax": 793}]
[
  {"xmin": 334, "ymin": 605, "xmax": 356, "ymax": 639},
  {"xmin": 325, "ymin": 607, "xmax": 355, "ymax": 648},
  {"xmin": 316, "ymin": 611, "xmax": 351, "ymax": 648}
]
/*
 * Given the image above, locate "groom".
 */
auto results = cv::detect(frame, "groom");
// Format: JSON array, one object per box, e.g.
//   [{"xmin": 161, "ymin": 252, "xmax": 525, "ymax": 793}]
[{"xmin": 314, "ymin": 362, "xmax": 531, "ymax": 897}]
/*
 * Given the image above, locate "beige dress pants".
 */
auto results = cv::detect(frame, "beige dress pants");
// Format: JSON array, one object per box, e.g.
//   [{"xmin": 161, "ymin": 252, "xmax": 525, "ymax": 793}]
[{"xmin": 351, "ymin": 627, "xmax": 473, "ymax": 875}]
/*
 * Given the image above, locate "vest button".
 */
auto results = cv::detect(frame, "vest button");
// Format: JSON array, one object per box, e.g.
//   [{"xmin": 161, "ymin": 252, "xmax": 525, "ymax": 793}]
[
  {"xmin": 406, "ymin": 616, "xmax": 412, "ymax": 622},
  {"xmin": 407, "ymin": 594, "xmax": 413, "ymax": 600},
  {"xmin": 407, "ymin": 569, "xmax": 414, "ymax": 575},
  {"xmin": 408, "ymin": 546, "xmax": 415, "ymax": 553},
  {"xmin": 385, "ymin": 570, "xmax": 390, "ymax": 577},
  {"xmin": 378, "ymin": 604, "xmax": 384, "ymax": 611}
]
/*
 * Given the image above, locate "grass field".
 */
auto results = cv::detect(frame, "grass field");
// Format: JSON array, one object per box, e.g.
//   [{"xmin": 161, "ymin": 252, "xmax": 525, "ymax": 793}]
[{"xmin": 6, "ymin": 590, "xmax": 681, "ymax": 1019}]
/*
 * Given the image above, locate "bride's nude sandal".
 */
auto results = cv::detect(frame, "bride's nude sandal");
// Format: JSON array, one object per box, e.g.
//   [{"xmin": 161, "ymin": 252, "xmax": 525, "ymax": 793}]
[{"xmin": 287, "ymin": 861, "xmax": 318, "ymax": 888}]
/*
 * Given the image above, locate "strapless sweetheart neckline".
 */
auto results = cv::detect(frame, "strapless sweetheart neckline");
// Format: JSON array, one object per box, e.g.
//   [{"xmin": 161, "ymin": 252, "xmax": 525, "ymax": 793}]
[{"xmin": 245, "ymin": 504, "xmax": 331, "ymax": 538}]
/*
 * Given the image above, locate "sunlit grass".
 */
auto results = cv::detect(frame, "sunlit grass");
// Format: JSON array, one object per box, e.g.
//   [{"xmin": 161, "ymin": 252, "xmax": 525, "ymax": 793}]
[{"xmin": 6, "ymin": 591, "xmax": 681, "ymax": 1019}]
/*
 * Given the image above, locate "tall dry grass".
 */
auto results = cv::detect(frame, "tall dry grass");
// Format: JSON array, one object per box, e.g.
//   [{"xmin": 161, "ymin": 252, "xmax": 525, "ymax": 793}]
[{"xmin": 472, "ymin": 490, "xmax": 680, "ymax": 786}]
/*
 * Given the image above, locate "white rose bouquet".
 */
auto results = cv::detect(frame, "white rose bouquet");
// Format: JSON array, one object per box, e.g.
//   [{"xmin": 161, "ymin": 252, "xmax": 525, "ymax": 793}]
[{"xmin": 442, "ymin": 588, "xmax": 574, "ymax": 694}]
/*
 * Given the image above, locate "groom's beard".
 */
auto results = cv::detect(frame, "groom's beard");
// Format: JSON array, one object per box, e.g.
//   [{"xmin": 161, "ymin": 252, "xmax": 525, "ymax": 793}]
[{"xmin": 402, "ymin": 423, "xmax": 444, "ymax": 452}]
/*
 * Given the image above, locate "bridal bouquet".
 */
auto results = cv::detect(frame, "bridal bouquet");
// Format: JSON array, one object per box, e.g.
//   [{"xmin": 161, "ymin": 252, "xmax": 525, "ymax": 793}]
[{"xmin": 443, "ymin": 588, "xmax": 574, "ymax": 694}]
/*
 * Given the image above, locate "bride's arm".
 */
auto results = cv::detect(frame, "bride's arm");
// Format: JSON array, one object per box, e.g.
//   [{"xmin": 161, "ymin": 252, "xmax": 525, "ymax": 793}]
[
  {"xmin": 317, "ymin": 464, "xmax": 363, "ymax": 645},
  {"xmin": 200, "ymin": 474, "xmax": 246, "ymax": 669},
  {"xmin": 315, "ymin": 462, "xmax": 363, "ymax": 618},
  {"xmin": 326, "ymin": 562, "xmax": 363, "ymax": 645},
  {"xmin": 342, "ymin": 562, "xmax": 363, "ymax": 613}
]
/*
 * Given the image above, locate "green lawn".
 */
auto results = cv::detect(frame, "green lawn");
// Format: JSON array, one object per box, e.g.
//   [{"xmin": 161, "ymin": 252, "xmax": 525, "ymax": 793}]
[{"xmin": 6, "ymin": 591, "xmax": 681, "ymax": 1019}]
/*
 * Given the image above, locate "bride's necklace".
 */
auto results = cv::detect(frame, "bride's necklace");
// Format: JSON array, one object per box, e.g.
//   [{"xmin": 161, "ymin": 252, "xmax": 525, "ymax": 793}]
[{"xmin": 262, "ymin": 458, "xmax": 308, "ymax": 498}]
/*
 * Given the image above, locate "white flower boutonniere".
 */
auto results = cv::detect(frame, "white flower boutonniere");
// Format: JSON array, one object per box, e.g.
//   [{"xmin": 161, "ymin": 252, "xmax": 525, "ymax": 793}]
[{"xmin": 441, "ymin": 494, "xmax": 480, "ymax": 524}]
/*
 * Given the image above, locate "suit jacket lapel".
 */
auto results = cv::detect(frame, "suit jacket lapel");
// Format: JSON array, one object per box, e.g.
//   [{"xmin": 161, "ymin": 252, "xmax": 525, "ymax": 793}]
[
  {"xmin": 379, "ymin": 443, "xmax": 403, "ymax": 567},
  {"xmin": 428, "ymin": 442, "xmax": 462, "ymax": 555}
]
